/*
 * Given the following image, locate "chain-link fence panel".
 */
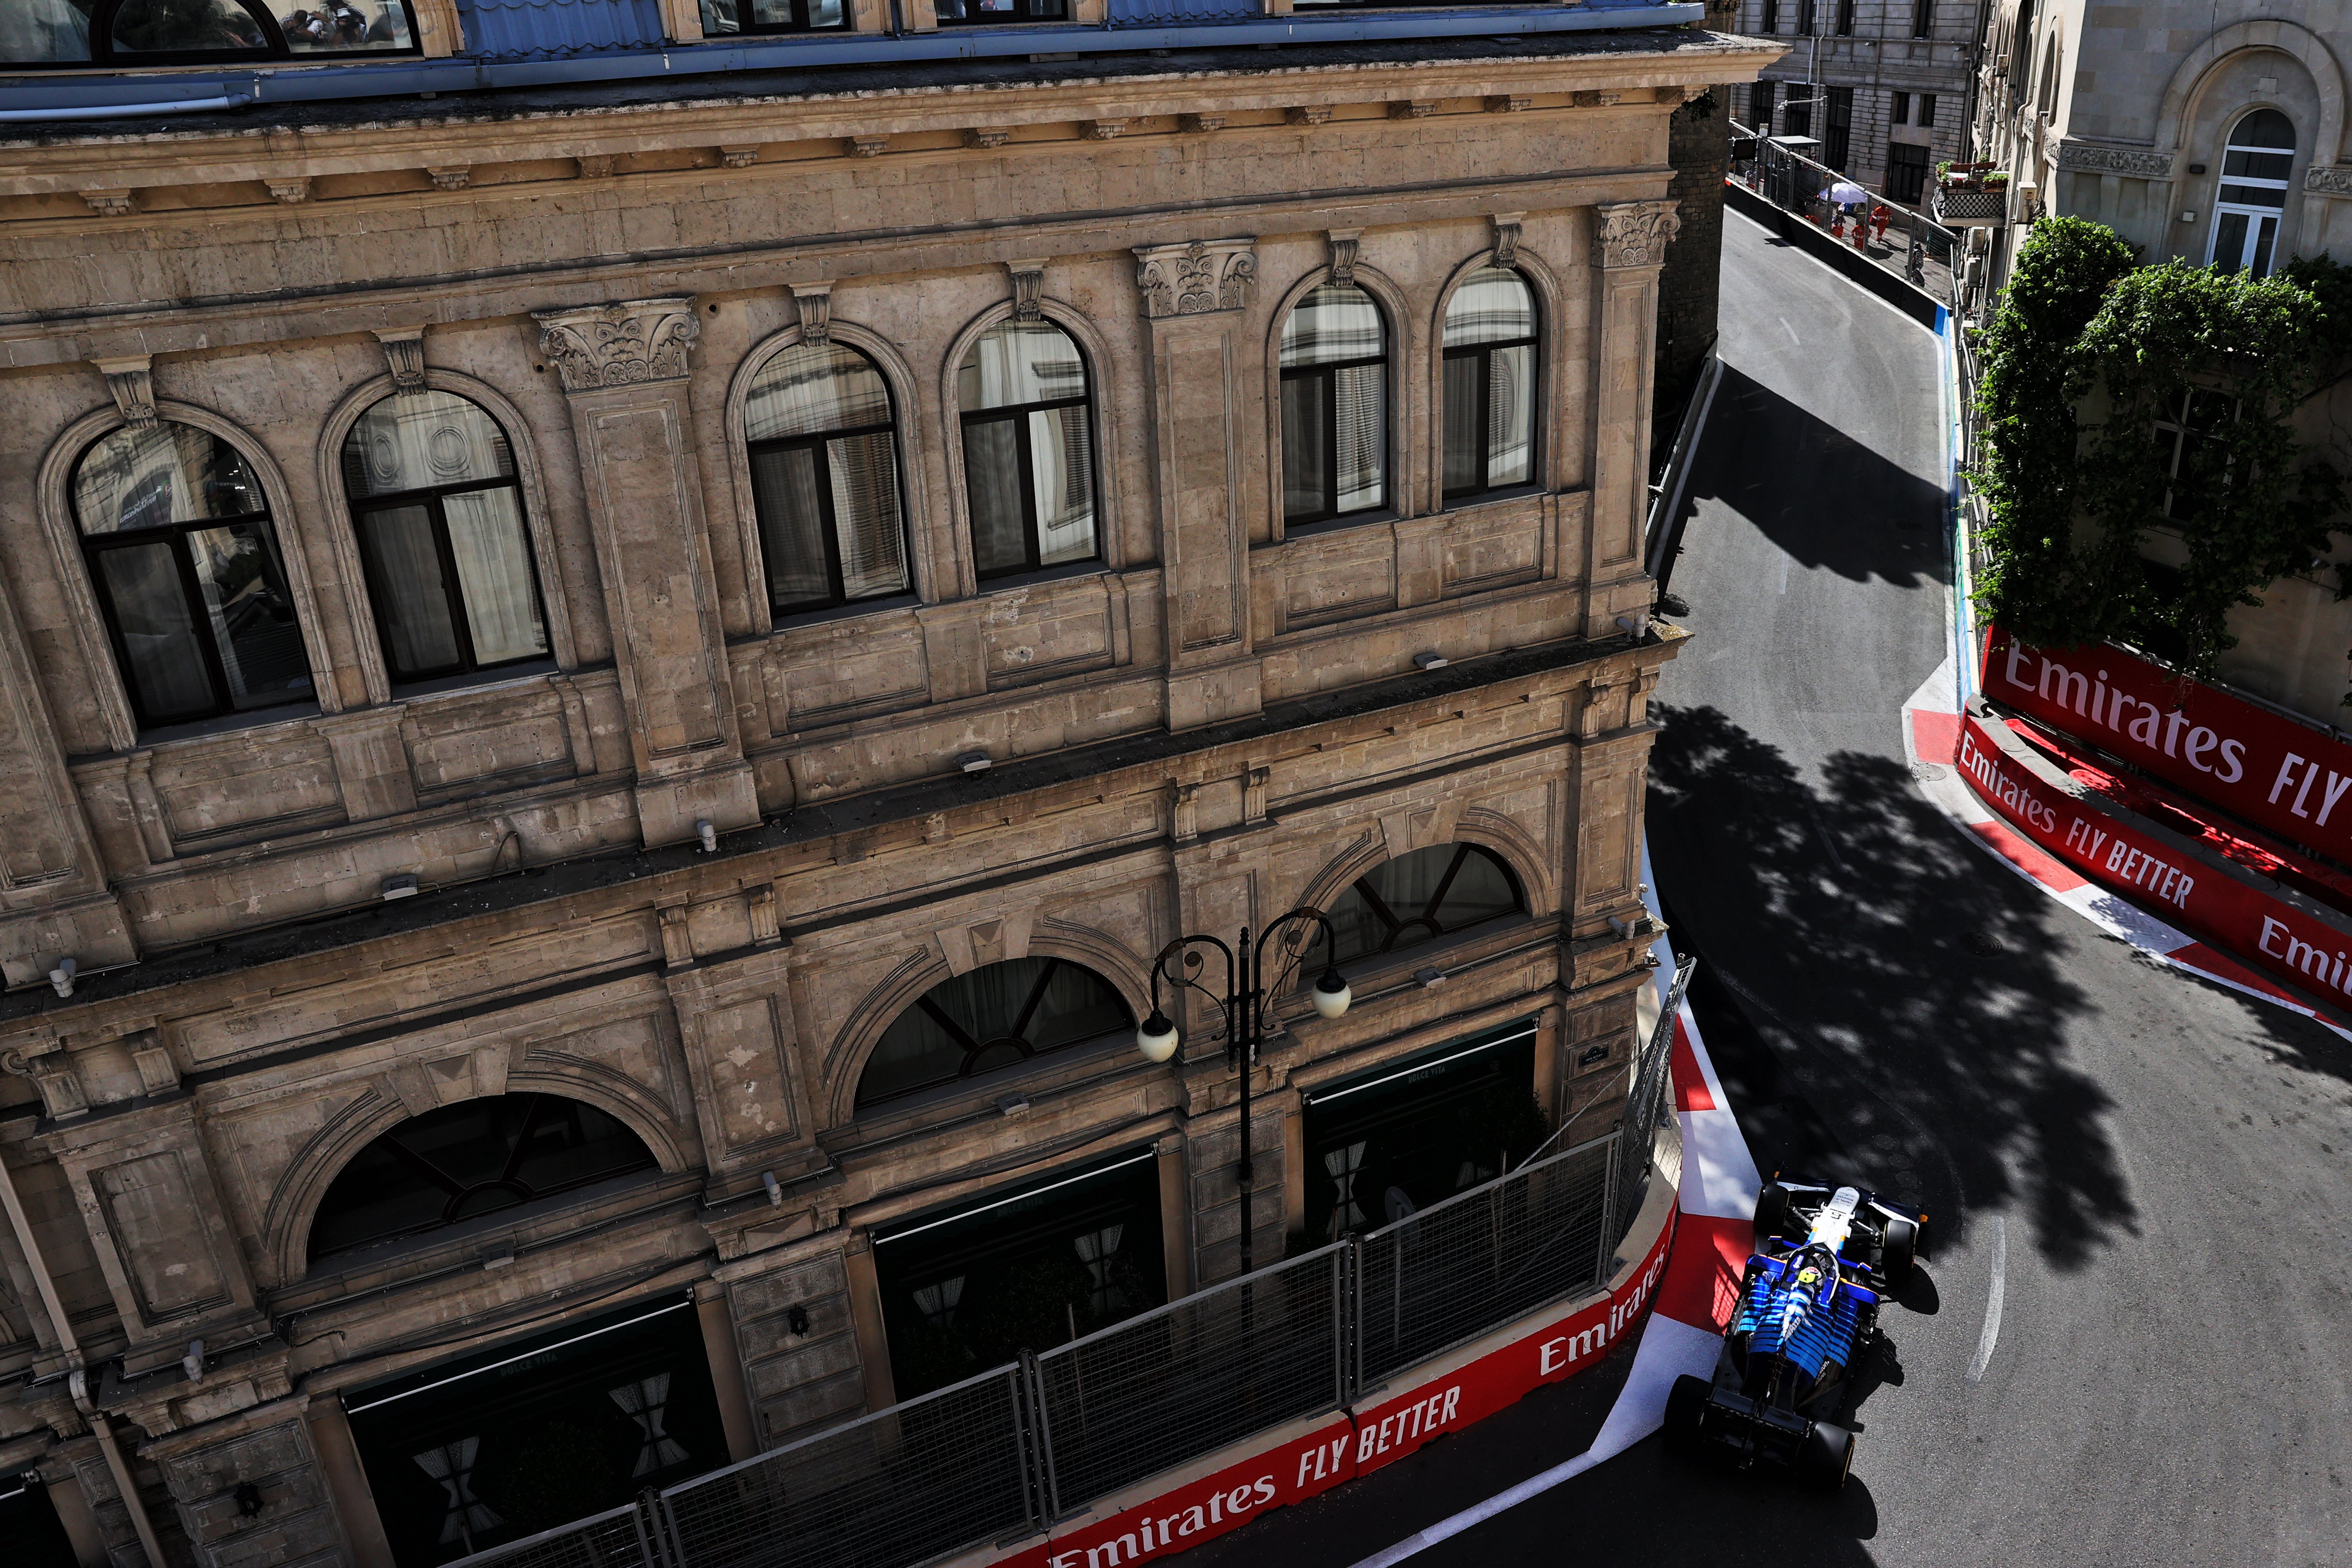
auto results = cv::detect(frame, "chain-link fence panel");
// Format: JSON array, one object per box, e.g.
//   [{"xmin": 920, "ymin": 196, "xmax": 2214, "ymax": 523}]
[
  {"xmin": 1357, "ymin": 1136, "xmax": 1617, "ymax": 1389},
  {"xmin": 440, "ymin": 1501, "xmax": 662, "ymax": 1568},
  {"xmin": 658, "ymin": 1363, "xmax": 1035, "ymax": 1568},
  {"xmin": 1033, "ymin": 1243, "xmax": 1348, "ymax": 1513}
]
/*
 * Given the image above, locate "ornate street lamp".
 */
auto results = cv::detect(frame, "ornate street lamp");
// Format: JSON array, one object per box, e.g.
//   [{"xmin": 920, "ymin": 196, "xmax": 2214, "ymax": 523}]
[{"xmin": 1135, "ymin": 910, "xmax": 1351, "ymax": 1276}]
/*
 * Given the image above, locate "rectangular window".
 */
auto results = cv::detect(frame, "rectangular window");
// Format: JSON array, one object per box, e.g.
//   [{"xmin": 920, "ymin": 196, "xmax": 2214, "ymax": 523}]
[
  {"xmin": 1752, "ymin": 80, "xmax": 1776, "ymax": 129},
  {"xmin": 1783, "ymin": 90, "xmax": 1813, "ymax": 138},
  {"xmin": 931, "ymin": 0, "xmax": 1069, "ymax": 20},
  {"xmin": 1891, "ymin": 91, "xmax": 1910, "ymax": 125},
  {"xmin": 1760, "ymin": 0, "xmax": 1779, "ymax": 30},
  {"xmin": 1888, "ymin": 141, "xmax": 1931, "ymax": 204},
  {"xmin": 698, "ymin": 0, "xmax": 849, "ymax": 32},
  {"xmin": 2151, "ymin": 389, "xmax": 2238, "ymax": 521},
  {"xmin": 1835, "ymin": 0, "xmax": 1854, "ymax": 34},
  {"xmin": 1826, "ymin": 87, "xmax": 1854, "ymax": 171},
  {"xmin": 1796, "ymin": 0, "xmax": 1814, "ymax": 32},
  {"xmin": 1918, "ymin": 93, "xmax": 1937, "ymax": 128},
  {"xmin": 1911, "ymin": 0, "xmax": 1932, "ymax": 35}
]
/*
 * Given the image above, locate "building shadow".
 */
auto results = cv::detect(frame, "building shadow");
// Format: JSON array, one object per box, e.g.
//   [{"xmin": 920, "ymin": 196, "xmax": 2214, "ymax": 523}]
[{"xmin": 1648, "ymin": 701, "xmax": 2134, "ymax": 1274}]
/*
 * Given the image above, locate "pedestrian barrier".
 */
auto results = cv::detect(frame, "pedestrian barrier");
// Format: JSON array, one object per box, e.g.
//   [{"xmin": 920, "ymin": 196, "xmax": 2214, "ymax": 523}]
[
  {"xmin": 1728, "ymin": 120, "xmax": 1962, "ymax": 310},
  {"xmin": 444, "ymin": 1030, "xmax": 1685, "ymax": 1568}
]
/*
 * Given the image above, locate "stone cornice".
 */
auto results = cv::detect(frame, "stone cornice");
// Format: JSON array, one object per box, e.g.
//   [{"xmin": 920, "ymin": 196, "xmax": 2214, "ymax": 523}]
[{"xmin": 2054, "ymin": 138, "xmax": 2174, "ymax": 179}]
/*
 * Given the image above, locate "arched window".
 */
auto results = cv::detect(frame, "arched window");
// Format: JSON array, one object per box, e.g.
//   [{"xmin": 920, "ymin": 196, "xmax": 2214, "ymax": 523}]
[
  {"xmin": 744, "ymin": 340, "xmax": 911, "ymax": 617},
  {"xmin": 1280, "ymin": 283, "xmax": 1388, "ymax": 525},
  {"xmin": 858, "ymin": 957, "xmax": 1133, "ymax": 1109},
  {"xmin": 343, "ymin": 389, "xmax": 550, "ymax": 686},
  {"xmin": 1442, "ymin": 269, "xmax": 1539, "ymax": 500},
  {"xmin": 959, "ymin": 318, "xmax": 1100, "ymax": 579},
  {"xmin": 70, "ymin": 421, "xmax": 312, "ymax": 729},
  {"xmin": 0, "ymin": 0, "xmax": 416, "ymax": 66},
  {"xmin": 1323, "ymin": 843, "xmax": 1524, "ymax": 967},
  {"xmin": 2210, "ymin": 109, "xmax": 2296, "ymax": 280},
  {"xmin": 309, "ymin": 1093, "xmax": 657, "ymax": 1262}
]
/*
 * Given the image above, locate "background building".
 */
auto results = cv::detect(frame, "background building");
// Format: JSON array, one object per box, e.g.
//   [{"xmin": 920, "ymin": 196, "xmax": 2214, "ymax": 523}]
[
  {"xmin": 1728, "ymin": 0, "xmax": 1977, "ymax": 205},
  {"xmin": 1968, "ymin": 1, "xmax": 2352, "ymax": 721},
  {"xmin": 0, "ymin": 4, "xmax": 1773, "ymax": 1565}
]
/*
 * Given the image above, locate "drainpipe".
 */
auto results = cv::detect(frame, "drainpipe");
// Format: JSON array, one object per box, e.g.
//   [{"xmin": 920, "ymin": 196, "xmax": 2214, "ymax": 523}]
[{"xmin": 0, "ymin": 1151, "xmax": 171, "ymax": 1568}]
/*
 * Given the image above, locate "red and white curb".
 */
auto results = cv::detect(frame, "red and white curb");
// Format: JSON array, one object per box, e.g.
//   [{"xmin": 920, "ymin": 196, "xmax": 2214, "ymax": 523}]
[
  {"xmin": 1903, "ymin": 658, "xmax": 2352, "ymax": 1043},
  {"xmin": 1341, "ymin": 855, "xmax": 1759, "ymax": 1568}
]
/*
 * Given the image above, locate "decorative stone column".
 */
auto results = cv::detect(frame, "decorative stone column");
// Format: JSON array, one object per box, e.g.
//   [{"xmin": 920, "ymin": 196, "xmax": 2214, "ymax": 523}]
[
  {"xmin": 1132, "ymin": 238, "xmax": 1263, "ymax": 732},
  {"xmin": 532, "ymin": 297, "xmax": 760, "ymax": 847},
  {"xmin": 1583, "ymin": 202, "xmax": 1680, "ymax": 637}
]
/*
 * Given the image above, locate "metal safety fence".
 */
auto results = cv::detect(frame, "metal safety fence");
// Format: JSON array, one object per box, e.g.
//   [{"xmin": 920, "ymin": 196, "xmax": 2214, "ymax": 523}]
[
  {"xmin": 449, "ymin": 1059, "xmax": 1685, "ymax": 1568},
  {"xmin": 1727, "ymin": 120, "xmax": 1962, "ymax": 309}
]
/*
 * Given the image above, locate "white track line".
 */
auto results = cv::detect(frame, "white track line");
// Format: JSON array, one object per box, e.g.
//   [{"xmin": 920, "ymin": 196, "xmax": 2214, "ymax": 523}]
[{"xmin": 1964, "ymin": 1216, "xmax": 2006, "ymax": 1384}]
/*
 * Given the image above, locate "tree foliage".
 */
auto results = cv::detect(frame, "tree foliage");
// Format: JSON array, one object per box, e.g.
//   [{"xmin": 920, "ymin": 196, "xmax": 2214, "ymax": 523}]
[{"xmin": 1970, "ymin": 215, "xmax": 2352, "ymax": 680}]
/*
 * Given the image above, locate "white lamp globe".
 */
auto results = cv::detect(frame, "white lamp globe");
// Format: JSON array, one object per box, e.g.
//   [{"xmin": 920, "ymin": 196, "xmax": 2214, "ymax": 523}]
[
  {"xmin": 1136, "ymin": 1011, "xmax": 1180, "ymax": 1063},
  {"xmin": 1311, "ymin": 969, "xmax": 1351, "ymax": 1020}
]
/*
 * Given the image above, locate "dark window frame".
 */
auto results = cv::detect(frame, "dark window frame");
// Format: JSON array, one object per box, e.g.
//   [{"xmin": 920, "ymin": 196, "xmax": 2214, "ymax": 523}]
[
  {"xmin": 744, "ymin": 344, "xmax": 913, "ymax": 619},
  {"xmin": 348, "ymin": 409, "xmax": 550, "ymax": 688},
  {"xmin": 1440, "ymin": 275, "xmax": 1543, "ymax": 503},
  {"xmin": 1891, "ymin": 90, "xmax": 1910, "ymax": 125},
  {"xmin": 1760, "ymin": 0, "xmax": 1779, "ymax": 32},
  {"xmin": 1918, "ymin": 92, "xmax": 1938, "ymax": 128},
  {"xmin": 1280, "ymin": 289, "xmax": 1393, "ymax": 528},
  {"xmin": 70, "ymin": 427, "xmax": 311, "ymax": 731},
  {"xmin": 1888, "ymin": 141, "xmax": 1931, "ymax": 204},
  {"xmin": 856, "ymin": 956, "xmax": 1136, "ymax": 1110},
  {"xmin": 1825, "ymin": 85, "xmax": 1854, "ymax": 171},
  {"xmin": 933, "ymin": 0, "xmax": 1070, "ymax": 23},
  {"xmin": 7, "ymin": 0, "xmax": 423, "ymax": 68},
  {"xmin": 1834, "ymin": 0, "xmax": 1853, "ymax": 34},
  {"xmin": 959, "ymin": 328, "xmax": 1102, "ymax": 582},
  {"xmin": 1911, "ymin": 0, "xmax": 1932, "ymax": 36},
  {"xmin": 1325, "ymin": 842, "xmax": 1527, "ymax": 969},
  {"xmin": 698, "ymin": 0, "xmax": 852, "ymax": 34}
]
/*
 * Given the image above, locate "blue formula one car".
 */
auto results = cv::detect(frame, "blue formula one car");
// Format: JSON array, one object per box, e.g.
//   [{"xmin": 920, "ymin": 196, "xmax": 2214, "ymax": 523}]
[{"xmin": 1663, "ymin": 1179, "xmax": 1928, "ymax": 1492}]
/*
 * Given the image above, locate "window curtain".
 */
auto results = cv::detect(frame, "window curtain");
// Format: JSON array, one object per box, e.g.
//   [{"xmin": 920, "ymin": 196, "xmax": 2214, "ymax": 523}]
[
  {"xmin": 1333, "ymin": 364, "xmax": 1385, "ymax": 513},
  {"xmin": 1028, "ymin": 404, "xmax": 1096, "ymax": 564},
  {"xmin": 750, "ymin": 446, "xmax": 831, "ymax": 611},
  {"xmin": 825, "ymin": 431, "xmax": 909, "ymax": 598},
  {"xmin": 1486, "ymin": 346, "xmax": 1534, "ymax": 488},
  {"xmin": 1281, "ymin": 377, "xmax": 1327, "ymax": 519},
  {"xmin": 94, "ymin": 544, "xmax": 214, "ymax": 720},
  {"xmin": 359, "ymin": 505, "xmax": 460, "ymax": 678},
  {"xmin": 963, "ymin": 419, "xmax": 1029, "ymax": 576},
  {"xmin": 1441, "ymin": 356, "xmax": 1482, "ymax": 493},
  {"xmin": 442, "ymin": 488, "xmax": 548, "ymax": 666}
]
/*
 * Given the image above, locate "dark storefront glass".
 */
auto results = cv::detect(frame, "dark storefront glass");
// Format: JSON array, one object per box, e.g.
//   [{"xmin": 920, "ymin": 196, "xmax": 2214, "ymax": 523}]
[
  {"xmin": 1302, "ymin": 1019, "xmax": 1547, "ymax": 1242},
  {"xmin": 0, "ymin": 1470, "xmax": 78, "ymax": 1568},
  {"xmin": 873, "ymin": 1148, "xmax": 1164, "ymax": 1400},
  {"xmin": 346, "ymin": 1292, "xmax": 723, "ymax": 1567}
]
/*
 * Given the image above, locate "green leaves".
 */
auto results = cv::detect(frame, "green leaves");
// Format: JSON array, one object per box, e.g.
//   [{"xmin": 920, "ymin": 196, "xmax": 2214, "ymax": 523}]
[{"xmin": 1971, "ymin": 219, "xmax": 2352, "ymax": 681}]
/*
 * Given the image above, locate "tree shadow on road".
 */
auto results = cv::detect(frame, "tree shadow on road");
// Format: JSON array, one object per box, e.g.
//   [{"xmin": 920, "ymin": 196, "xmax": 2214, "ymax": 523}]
[
  {"xmin": 1649, "ymin": 700, "xmax": 2136, "ymax": 1273},
  {"xmin": 1661, "ymin": 364, "xmax": 1948, "ymax": 595}
]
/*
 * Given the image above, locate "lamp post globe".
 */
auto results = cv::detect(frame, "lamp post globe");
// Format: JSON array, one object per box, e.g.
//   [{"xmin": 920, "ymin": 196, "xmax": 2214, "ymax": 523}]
[
  {"xmin": 1136, "ymin": 1010, "xmax": 1180, "ymax": 1063},
  {"xmin": 1310, "ymin": 968, "xmax": 1351, "ymax": 1020}
]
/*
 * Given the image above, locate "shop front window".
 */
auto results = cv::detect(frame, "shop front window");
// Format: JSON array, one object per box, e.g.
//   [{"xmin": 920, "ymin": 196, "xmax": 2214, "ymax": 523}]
[
  {"xmin": 1, "ymin": 0, "xmax": 417, "ymax": 65},
  {"xmin": 345, "ymin": 1294, "xmax": 723, "ymax": 1568},
  {"xmin": 1322, "ymin": 842, "xmax": 1524, "ymax": 968},
  {"xmin": 873, "ymin": 1148, "xmax": 1165, "ymax": 1398},
  {"xmin": 1302, "ymin": 1020, "xmax": 1547, "ymax": 1240},
  {"xmin": 857, "ymin": 956, "xmax": 1133, "ymax": 1109}
]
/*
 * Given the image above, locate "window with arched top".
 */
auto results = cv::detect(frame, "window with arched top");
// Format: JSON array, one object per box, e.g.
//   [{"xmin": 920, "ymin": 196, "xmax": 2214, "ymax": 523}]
[
  {"xmin": 958, "ymin": 318, "xmax": 1100, "ymax": 579},
  {"xmin": 1322, "ymin": 843, "xmax": 1524, "ymax": 968},
  {"xmin": 2210, "ymin": 109, "xmax": 2297, "ymax": 279},
  {"xmin": 70, "ymin": 421, "xmax": 313, "ymax": 729},
  {"xmin": 744, "ymin": 340, "xmax": 912, "ymax": 618},
  {"xmin": 343, "ymin": 389, "xmax": 551, "ymax": 686},
  {"xmin": 1442, "ymin": 269, "xmax": 1540, "ymax": 500},
  {"xmin": 857, "ymin": 957, "xmax": 1134, "ymax": 1110},
  {"xmin": 308, "ymin": 1093, "xmax": 657, "ymax": 1262},
  {"xmin": 1280, "ymin": 282, "xmax": 1389, "ymax": 526},
  {"xmin": 0, "ymin": 0, "xmax": 417, "ymax": 66}
]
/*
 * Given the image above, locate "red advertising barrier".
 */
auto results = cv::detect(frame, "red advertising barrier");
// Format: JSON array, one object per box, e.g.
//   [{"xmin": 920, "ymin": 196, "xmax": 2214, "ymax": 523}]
[
  {"xmin": 1981, "ymin": 626, "xmax": 2352, "ymax": 862},
  {"xmin": 1000, "ymin": 1211, "xmax": 1678, "ymax": 1568},
  {"xmin": 1959, "ymin": 712, "xmax": 2352, "ymax": 1019}
]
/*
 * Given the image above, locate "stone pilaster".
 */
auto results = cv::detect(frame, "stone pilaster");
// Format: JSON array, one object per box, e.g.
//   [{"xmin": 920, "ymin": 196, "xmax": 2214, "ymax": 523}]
[
  {"xmin": 1583, "ymin": 201, "xmax": 1680, "ymax": 637},
  {"xmin": 531, "ymin": 297, "xmax": 759, "ymax": 847},
  {"xmin": 1132, "ymin": 238, "xmax": 1263, "ymax": 732}
]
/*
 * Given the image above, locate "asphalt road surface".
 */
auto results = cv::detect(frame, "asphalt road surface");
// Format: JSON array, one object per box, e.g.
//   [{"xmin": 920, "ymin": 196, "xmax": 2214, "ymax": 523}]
[{"xmin": 1191, "ymin": 209, "xmax": 2352, "ymax": 1567}]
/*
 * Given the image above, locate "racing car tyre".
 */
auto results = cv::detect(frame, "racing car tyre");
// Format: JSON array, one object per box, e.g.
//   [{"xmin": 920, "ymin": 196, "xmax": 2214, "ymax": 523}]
[
  {"xmin": 1881, "ymin": 1219, "xmax": 1917, "ymax": 1287},
  {"xmin": 1664, "ymin": 1375, "xmax": 1712, "ymax": 1458},
  {"xmin": 1752, "ymin": 1182, "xmax": 1791, "ymax": 1241},
  {"xmin": 1799, "ymin": 1421, "xmax": 1855, "ymax": 1493}
]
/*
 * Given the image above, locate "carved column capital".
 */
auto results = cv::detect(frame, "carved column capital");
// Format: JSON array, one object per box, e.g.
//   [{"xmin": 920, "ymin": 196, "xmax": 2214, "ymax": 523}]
[
  {"xmin": 1593, "ymin": 201, "xmax": 1681, "ymax": 270},
  {"xmin": 1133, "ymin": 238, "xmax": 1258, "ymax": 319},
  {"xmin": 92, "ymin": 355, "xmax": 157, "ymax": 429},
  {"xmin": 373, "ymin": 326, "xmax": 429, "ymax": 392},
  {"xmin": 530, "ymin": 297, "xmax": 700, "ymax": 392}
]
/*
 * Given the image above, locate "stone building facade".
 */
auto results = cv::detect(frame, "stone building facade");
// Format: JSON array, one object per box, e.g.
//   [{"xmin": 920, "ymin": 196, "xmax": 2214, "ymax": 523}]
[
  {"xmin": 0, "ymin": 11, "xmax": 1776, "ymax": 1567},
  {"xmin": 1968, "ymin": 2, "xmax": 2352, "ymax": 722},
  {"xmin": 1730, "ymin": 0, "xmax": 1977, "ymax": 205}
]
